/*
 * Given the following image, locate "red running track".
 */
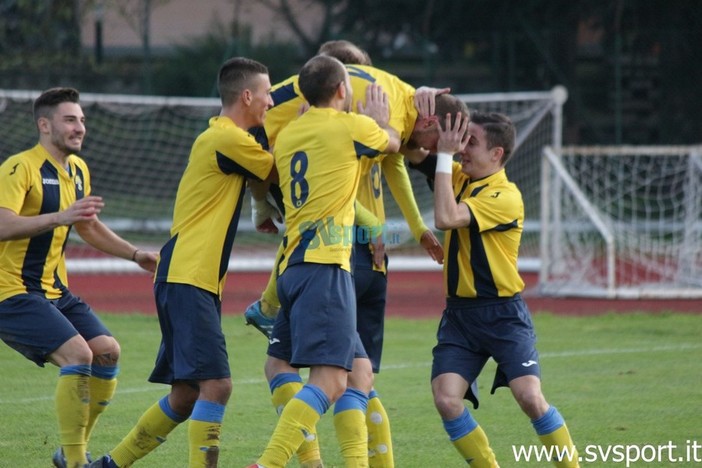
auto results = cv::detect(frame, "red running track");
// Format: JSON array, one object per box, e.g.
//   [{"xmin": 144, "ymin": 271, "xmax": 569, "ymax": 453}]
[{"xmin": 68, "ymin": 271, "xmax": 701, "ymax": 318}]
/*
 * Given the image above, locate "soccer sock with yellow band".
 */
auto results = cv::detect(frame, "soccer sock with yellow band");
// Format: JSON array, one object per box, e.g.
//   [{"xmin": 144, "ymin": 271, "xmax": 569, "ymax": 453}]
[
  {"xmin": 188, "ymin": 400, "xmax": 226, "ymax": 467},
  {"xmin": 258, "ymin": 384, "xmax": 329, "ymax": 468},
  {"xmin": 444, "ymin": 408, "xmax": 498, "ymax": 467},
  {"xmin": 85, "ymin": 365, "xmax": 119, "ymax": 444},
  {"xmin": 532, "ymin": 406, "xmax": 579, "ymax": 468},
  {"xmin": 270, "ymin": 373, "xmax": 322, "ymax": 465},
  {"xmin": 367, "ymin": 389, "xmax": 394, "ymax": 467},
  {"xmin": 110, "ymin": 395, "xmax": 186, "ymax": 466},
  {"xmin": 56, "ymin": 364, "xmax": 91, "ymax": 467},
  {"xmin": 333, "ymin": 387, "xmax": 369, "ymax": 468}
]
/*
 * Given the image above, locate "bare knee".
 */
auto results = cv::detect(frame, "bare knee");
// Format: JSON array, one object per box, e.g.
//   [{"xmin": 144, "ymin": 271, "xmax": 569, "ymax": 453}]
[
  {"xmin": 169, "ymin": 381, "xmax": 201, "ymax": 416},
  {"xmin": 88, "ymin": 335, "xmax": 121, "ymax": 366},
  {"xmin": 517, "ymin": 392, "xmax": 549, "ymax": 419},
  {"xmin": 347, "ymin": 358, "xmax": 374, "ymax": 394},
  {"xmin": 308, "ymin": 366, "xmax": 348, "ymax": 404},
  {"xmin": 199, "ymin": 377, "xmax": 233, "ymax": 405},
  {"xmin": 431, "ymin": 375, "xmax": 468, "ymax": 420},
  {"xmin": 510, "ymin": 376, "xmax": 549, "ymax": 419},
  {"xmin": 264, "ymin": 356, "xmax": 297, "ymax": 383},
  {"xmin": 432, "ymin": 388, "xmax": 465, "ymax": 420}
]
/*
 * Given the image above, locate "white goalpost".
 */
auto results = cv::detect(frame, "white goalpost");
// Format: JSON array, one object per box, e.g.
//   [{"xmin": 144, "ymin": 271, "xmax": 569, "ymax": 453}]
[
  {"xmin": 0, "ymin": 86, "xmax": 566, "ymax": 273},
  {"xmin": 540, "ymin": 145, "xmax": 702, "ymax": 298}
]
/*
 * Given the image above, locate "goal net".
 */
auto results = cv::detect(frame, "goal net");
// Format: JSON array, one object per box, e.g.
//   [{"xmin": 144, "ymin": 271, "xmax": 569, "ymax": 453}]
[
  {"xmin": 0, "ymin": 87, "xmax": 565, "ymax": 274},
  {"xmin": 540, "ymin": 145, "xmax": 702, "ymax": 298}
]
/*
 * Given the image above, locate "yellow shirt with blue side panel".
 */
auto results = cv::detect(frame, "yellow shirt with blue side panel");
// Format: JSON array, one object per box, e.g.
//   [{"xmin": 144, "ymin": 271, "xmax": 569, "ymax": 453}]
[
  {"xmin": 155, "ymin": 116, "xmax": 273, "ymax": 298},
  {"xmin": 275, "ymin": 106, "xmax": 388, "ymax": 275},
  {"xmin": 444, "ymin": 164, "xmax": 525, "ymax": 298},
  {"xmin": 0, "ymin": 144, "xmax": 90, "ymax": 302}
]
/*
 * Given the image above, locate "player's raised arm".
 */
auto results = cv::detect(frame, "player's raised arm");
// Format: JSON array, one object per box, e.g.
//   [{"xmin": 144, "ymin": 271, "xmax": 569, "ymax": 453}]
[{"xmin": 434, "ymin": 112, "xmax": 471, "ymax": 230}]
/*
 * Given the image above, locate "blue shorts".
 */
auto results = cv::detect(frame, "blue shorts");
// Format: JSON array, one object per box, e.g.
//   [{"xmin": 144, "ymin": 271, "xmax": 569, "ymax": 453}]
[
  {"xmin": 431, "ymin": 294, "xmax": 539, "ymax": 408},
  {"xmin": 270, "ymin": 263, "xmax": 366, "ymax": 371},
  {"xmin": 354, "ymin": 267, "xmax": 387, "ymax": 373},
  {"xmin": 149, "ymin": 282, "xmax": 230, "ymax": 384},
  {"xmin": 0, "ymin": 292, "xmax": 111, "ymax": 367}
]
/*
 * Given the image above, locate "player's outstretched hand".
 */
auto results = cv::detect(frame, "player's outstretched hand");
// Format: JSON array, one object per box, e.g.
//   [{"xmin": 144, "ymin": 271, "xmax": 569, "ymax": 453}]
[
  {"xmin": 420, "ymin": 229, "xmax": 444, "ymax": 265},
  {"xmin": 59, "ymin": 195, "xmax": 104, "ymax": 225},
  {"xmin": 357, "ymin": 83, "xmax": 390, "ymax": 128},
  {"xmin": 414, "ymin": 86, "xmax": 451, "ymax": 118}
]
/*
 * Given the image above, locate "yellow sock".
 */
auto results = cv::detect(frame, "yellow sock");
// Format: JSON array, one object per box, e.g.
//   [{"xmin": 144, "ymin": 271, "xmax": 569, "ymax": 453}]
[
  {"xmin": 333, "ymin": 388, "xmax": 369, "ymax": 467},
  {"xmin": 110, "ymin": 396, "xmax": 184, "ymax": 466},
  {"xmin": 270, "ymin": 375, "xmax": 322, "ymax": 465},
  {"xmin": 452, "ymin": 426, "xmax": 498, "ymax": 467},
  {"xmin": 188, "ymin": 400, "xmax": 225, "ymax": 467},
  {"xmin": 85, "ymin": 372, "xmax": 118, "ymax": 444},
  {"xmin": 55, "ymin": 367, "xmax": 90, "ymax": 467},
  {"xmin": 189, "ymin": 419, "xmax": 222, "ymax": 467},
  {"xmin": 538, "ymin": 425, "xmax": 579, "ymax": 467},
  {"xmin": 367, "ymin": 391, "xmax": 394, "ymax": 467},
  {"xmin": 258, "ymin": 397, "xmax": 322, "ymax": 468},
  {"xmin": 444, "ymin": 409, "xmax": 497, "ymax": 467},
  {"xmin": 532, "ymin": 406, "xmax": 579, "ymax": 467}
]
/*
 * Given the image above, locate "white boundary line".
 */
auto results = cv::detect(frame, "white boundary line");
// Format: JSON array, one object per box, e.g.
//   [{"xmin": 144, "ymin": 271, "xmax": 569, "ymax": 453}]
[{"xmin": 1, "ymin": 343, "xmax": 699, "ymax": 405}]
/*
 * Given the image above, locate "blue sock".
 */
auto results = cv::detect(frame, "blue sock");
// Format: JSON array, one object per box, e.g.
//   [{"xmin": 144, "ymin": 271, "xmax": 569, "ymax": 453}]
[
  {"xmin": 443, "ymin": 408, "xmax": 478, "ymax": 441},
  {"xmin": 294, "ymin": 384, "xmax": 330, "ymax": 416},
  {"xmin": 532, "ymin": 406, "xmax": 565, "ymax": 435},
  {"xmin": 334, "ymin": 387, "xmax": 369, "ymax": 415},
  {"xmin": 191, "ymin": 400, "xmax": 225, "ymax": 423}
]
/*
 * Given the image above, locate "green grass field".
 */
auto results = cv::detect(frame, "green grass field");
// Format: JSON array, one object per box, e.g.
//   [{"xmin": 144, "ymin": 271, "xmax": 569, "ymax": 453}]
[{"xmin": 0, "ymin": 311, "xmax": 700, "ymax": 467}]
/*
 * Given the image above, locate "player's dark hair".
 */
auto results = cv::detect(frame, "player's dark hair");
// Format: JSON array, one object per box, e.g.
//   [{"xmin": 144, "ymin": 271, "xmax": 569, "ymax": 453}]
[
  {"xmin": 218, "ymin": 57, "xmax": 269, "ymax": 106},
  {"xmin": 470, "ymin": 111, "xmax": 516, "ymax": 165},
  {"xmin": 298, "ymin": 55, "xmax": 347, "ymax": 106},
  {"xmin": 318, "ymin": 40, "xmax": 372, "ymax": 66},
  {"xmin": 33, "ymin": 87, "xmax": 80, "ymax": 121}
]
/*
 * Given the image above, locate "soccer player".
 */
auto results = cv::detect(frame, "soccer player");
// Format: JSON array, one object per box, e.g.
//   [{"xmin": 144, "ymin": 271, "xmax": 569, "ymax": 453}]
[
  {"xmin": 89, "ymin": 57, "xmax": 275, "ymax": 468},
  {"xmin": 408, "ymin": 111, "xmax": 580, "ymax": 467},
  {"xmin": 248, "ymin": 54, "xmax": 400, "ymax": 468},
  {"xmin": 0, "ymin": 87, "xmax": 158, "ymax": 468}
]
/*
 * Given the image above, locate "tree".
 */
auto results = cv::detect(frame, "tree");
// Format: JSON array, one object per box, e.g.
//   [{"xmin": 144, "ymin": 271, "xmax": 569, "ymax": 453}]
[{"xmin": 0, "ymin": 0, "xmax": 82, "ymax": 70}]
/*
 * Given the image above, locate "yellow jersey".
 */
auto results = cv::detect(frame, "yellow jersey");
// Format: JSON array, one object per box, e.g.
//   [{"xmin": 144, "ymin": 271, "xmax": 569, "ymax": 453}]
[
  {"xmin": 155, "ymin": 116, "xmax": 273, "ymax": 297},
  {"xmin": 0, "ymin": 144, "xmax": 90, "ymax": 302},
  {"xmin": 444, "ymin": 165, "xmax": 525, "ymax": 298},
  {"xmin": 275, "ymin": 107, "xmax": 388, "ymax": 274}
]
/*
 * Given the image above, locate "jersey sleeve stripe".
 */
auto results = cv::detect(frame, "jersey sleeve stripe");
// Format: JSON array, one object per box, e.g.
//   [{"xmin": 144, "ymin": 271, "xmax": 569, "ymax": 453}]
[
  {"xmin": 353, "ymin": 141, "xmax": 382, "ymax": 159},
  {"xmin": 215, "ymin": 151, "xmax": 264, "ymax": 180},
  {"xmin": 271, "ymin": 83, "xmax": 299, "ymax": 106},
  {"xmin": 346, "ymin": 65, "xmax": 376, "ymax": 83}
]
